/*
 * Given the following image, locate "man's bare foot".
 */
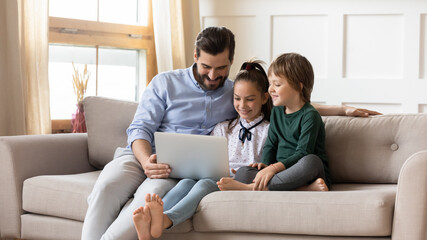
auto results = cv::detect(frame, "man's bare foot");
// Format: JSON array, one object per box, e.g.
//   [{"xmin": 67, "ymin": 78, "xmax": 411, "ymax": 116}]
[
  {"xmin": 133, "ymin": 206, "xmax": 152, "ymax": 240},
  {"xmin": 217, "ymin": 177, "xmax": 254, "ymax": 191},
  {"xmin": 145, "ymin": 194, "xmax": 164, "ymax": 238},
  {"xmin": 297, "ymin": 178, "xmax": 329, "ymax": 191}
]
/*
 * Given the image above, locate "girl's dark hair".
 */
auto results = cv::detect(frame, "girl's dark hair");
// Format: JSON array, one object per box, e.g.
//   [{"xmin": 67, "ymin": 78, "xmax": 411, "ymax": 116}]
[
  {"xmin": 228, "ymin": 60, "xmax": 273, "ymax": 131},
  {"xmin": 195, "ymin": 26, "xmax": 235, "ymax": 62}
]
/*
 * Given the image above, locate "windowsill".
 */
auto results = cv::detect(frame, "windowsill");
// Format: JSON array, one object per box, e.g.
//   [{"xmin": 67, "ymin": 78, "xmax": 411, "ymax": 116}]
[{"xmin": 52, "ymin": 119, "xmax": 72, "ymax": 134}]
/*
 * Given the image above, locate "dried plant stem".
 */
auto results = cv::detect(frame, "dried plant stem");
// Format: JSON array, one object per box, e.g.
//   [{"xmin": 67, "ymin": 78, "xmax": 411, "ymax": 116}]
[{"xmin": 72, "ymin": 62, "xmax": 90, "ymax": 103}]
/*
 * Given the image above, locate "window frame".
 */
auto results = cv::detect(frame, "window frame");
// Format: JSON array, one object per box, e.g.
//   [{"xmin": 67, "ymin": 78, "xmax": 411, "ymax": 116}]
[{"xmin": 48, "ymin": 0, "xmax": 157, "ymax": 133}]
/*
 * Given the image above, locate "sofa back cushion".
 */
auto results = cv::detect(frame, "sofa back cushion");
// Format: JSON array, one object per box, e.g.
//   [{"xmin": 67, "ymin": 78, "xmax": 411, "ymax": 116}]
[
  {"xmin": 323, "ymin": 114, "xmax": 427, "ymax": 183},
  {"xmin": 83, "ymin": 96, "xmax": 137, "ymax": 169},
  {"xmin": 84, "ymin": 96, "xmax": 427, "ymax": 183}
]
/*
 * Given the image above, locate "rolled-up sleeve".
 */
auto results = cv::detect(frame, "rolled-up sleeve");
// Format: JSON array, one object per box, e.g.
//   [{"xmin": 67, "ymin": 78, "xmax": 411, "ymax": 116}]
[{"xmin": 127, "ymin": 75, "xmax": 166, "ymax": 148}]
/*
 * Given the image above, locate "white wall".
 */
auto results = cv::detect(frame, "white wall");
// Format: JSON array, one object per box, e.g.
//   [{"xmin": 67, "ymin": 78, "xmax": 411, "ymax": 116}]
[{"xmin": 199, "ymin": 0, "xmax": 427, "ymax": 114}]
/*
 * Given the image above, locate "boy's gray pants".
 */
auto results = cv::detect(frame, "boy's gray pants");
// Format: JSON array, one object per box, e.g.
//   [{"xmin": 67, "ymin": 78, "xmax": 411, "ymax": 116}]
[{"xmin": 235, "ymin": 154, "xmax": 329, "ymax": 191}]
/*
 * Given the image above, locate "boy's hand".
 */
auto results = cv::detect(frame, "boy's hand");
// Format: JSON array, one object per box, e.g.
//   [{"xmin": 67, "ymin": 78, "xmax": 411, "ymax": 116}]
[
  {"xmin": 252, "ymin": 166, "xmax": 275, "ymax": 191},
  {"xmin": 248, "ymin": 163, "xmax": 268, "ymax": 170}
]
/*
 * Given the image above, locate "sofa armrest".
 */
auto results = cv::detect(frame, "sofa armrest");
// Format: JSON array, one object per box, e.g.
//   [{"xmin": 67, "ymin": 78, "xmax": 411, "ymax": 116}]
[
  {"xmin": 392, "ymin": 150, "xmax": 427, "ymax": 240},
  {"xmin": 0, "ymin": 133, "xmax": 95, "ymax": 239}
]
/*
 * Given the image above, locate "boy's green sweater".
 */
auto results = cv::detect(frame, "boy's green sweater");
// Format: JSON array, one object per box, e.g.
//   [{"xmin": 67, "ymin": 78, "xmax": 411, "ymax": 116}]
[{"xmin": 261, "ymin": 103, "xmax": 331, "ymax": 183}]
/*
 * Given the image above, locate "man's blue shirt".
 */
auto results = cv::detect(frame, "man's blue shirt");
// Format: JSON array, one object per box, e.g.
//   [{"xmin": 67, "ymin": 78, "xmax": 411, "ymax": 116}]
[{"xmin": 127, "ymin": 64, "xmax": 237, "ymax": 153}]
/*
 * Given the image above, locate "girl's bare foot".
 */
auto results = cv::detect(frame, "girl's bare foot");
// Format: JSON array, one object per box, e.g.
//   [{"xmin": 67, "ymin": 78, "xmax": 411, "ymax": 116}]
[
  {"xmin": 163, "ymin": 214, "xmax": 173, "ymax": 229},
  {"xmin": 133, "ymin": 206, "xmax": 152, "ymax": 240},
  {"xmin": 217, "ymin": 177, "xmax": 254, "ymax": 191},
  {"xmin": 145, "ymin": 194, "xmax": 164, "ymax": 238},
  {"xmin": 297, "ymin": 178, "xmax": 329, "ymax": 191}
]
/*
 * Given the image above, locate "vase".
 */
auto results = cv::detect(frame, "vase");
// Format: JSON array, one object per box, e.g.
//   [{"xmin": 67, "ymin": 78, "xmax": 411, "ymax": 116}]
[{"xmin": 71, "ymin": 101, "xmax": 87, "ymax": 133}]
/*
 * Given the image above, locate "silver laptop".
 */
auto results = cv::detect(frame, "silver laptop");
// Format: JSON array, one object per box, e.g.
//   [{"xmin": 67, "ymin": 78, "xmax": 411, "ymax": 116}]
[{"xmin": 154, "ymin": 132, "xmax": 230, "ymax": 180}]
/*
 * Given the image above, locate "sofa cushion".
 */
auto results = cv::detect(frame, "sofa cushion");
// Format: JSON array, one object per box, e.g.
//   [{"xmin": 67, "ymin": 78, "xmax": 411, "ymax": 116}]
[
  {"xmin": 22, "ymin": 171, "xmax": 193, "ymax": 234},
  {"xmin": 193, "ymin": 184, "xmax": 396, "ymax": 237},
  {"xmin": 23, "ymin": 171, "xmax": 101, "ymax": 221},
  {"xmin": 323, "ymin": 114, "xmax": 427, "ymax": 183},
  {"xmin": 21, "ymin": 214, "xmax": 83, "ymax": 240},
  {"xmin": 21, "ymin": 213, "xmax": 192, "ymax": 240},
  {"xmin": 83, "ymin": 96, "xmax": 137, "ymax": 169}
]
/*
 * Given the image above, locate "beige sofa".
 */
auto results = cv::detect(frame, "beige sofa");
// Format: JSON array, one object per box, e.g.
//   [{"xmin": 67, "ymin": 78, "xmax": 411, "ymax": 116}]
[{"xmin": 1, "ymin": 96, "xmax": 427, "ymax": 240}]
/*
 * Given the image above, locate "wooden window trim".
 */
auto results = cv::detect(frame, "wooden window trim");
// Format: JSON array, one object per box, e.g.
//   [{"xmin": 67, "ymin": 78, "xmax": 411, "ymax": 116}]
[
  {"xmin": 51, "ymin": 119, "xmax": 72, "ymax": 134},
  {"xmin": 49, "ymin": 17, "xmax": 154, "ymax": 50},
  {"xmin": 49, "ymin": 0, "xmax": 157, "ymax": 134}
]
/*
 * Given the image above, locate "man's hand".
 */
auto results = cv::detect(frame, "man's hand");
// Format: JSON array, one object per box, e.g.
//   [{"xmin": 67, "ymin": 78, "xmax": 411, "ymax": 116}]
[
  {"xmin": 344, "ymin": 106, "xmax": 382, "ymax": 117},
  {"xmin": 312, "ymin": 103, "xmax": 382, "ymax": 117},
  {"xmin": 252, "ymin": 166, "xmax": 275, "ymax": 191},
  {"xmin": 142, "ymin": 154, "xmax": 171, "ymax": 179}
]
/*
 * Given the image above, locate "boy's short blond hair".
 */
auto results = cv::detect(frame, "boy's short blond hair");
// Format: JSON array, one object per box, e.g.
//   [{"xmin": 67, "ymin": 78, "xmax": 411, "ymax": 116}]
[{"xmin": 268, "ymin": 53, "xmax": 314, "ymax": 103}]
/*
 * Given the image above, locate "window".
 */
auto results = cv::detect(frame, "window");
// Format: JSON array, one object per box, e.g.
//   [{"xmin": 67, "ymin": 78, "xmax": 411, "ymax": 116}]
[{"xmin": 48, "ymin": 0, "xmax": 157, "ymax": 132}]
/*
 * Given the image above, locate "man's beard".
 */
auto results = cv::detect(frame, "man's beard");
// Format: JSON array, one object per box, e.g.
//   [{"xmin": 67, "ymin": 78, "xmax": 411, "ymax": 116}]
[
  {"xmin": 193, "ymin": 64, "xmax": 228, "ymax": 90},
  {"xmin": 198, "ymin": 74, "xmax": 226, "ymax": 90}
]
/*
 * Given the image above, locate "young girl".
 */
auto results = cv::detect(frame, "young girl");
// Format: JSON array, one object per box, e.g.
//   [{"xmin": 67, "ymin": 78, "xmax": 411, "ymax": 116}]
[
  {"xmin": 217, "ymin": 53, "xmax": 331, "ymax": 192},
  {"xmin": 132, "ymin": 60, "xmax": 273, "ymax": 240}
]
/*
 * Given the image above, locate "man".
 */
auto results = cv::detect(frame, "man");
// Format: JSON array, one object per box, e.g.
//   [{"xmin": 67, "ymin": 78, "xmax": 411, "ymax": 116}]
[
  {"xmin": 82, "ymin": 26, "xmax": 379, "ymax": 240},
  {"xmin": 82, "ymin": 26, "xmax": 236, "ymax": 240}
]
